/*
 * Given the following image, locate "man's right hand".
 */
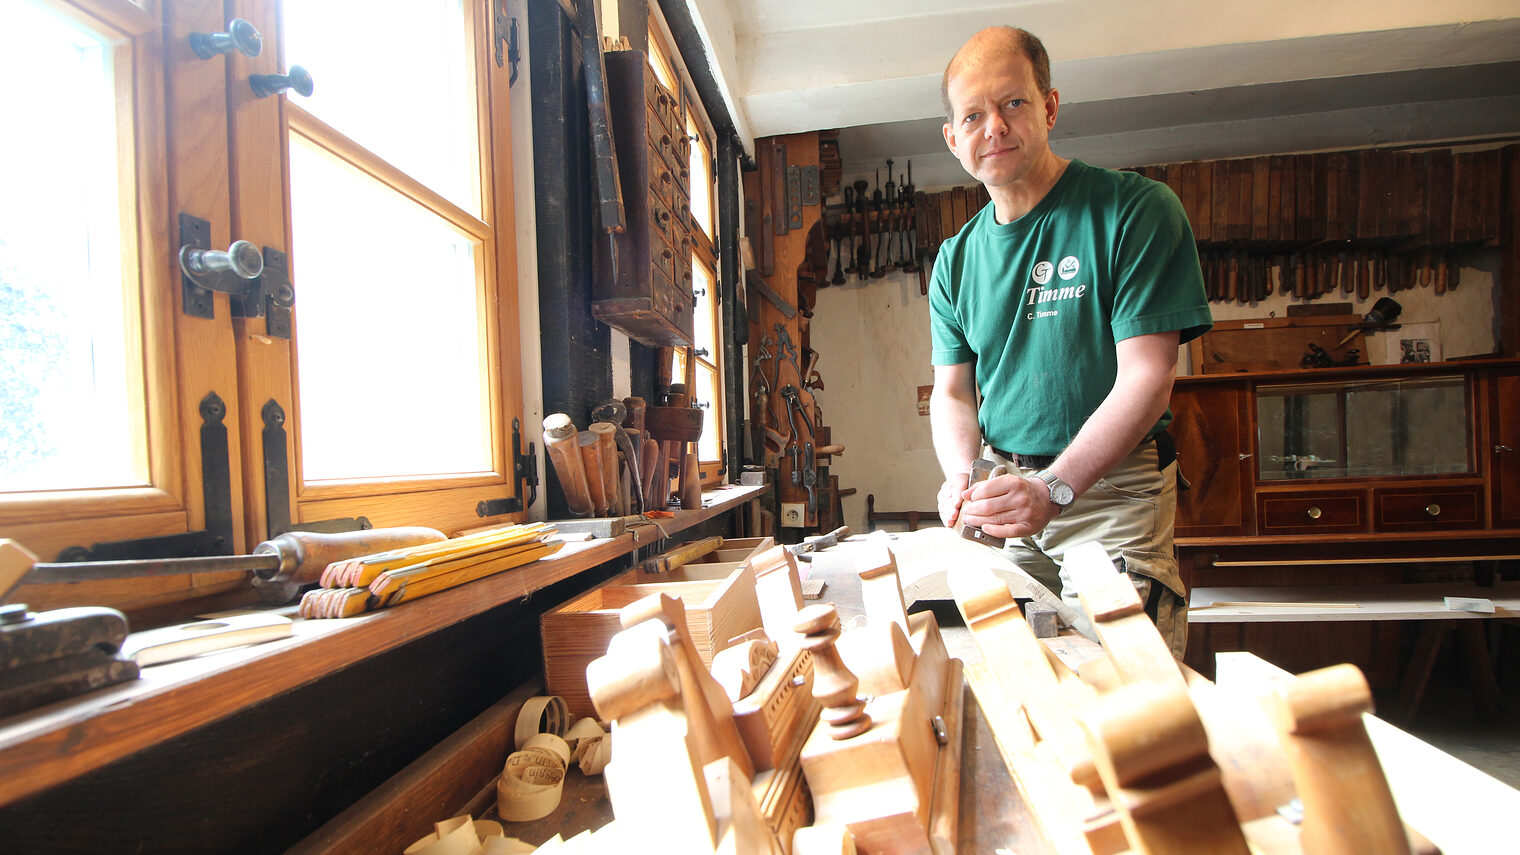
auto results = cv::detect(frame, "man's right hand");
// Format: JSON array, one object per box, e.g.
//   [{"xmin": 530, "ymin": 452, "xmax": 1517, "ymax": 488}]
[{"xmin": 938, "ymin": 472, "xmax": 970, "ymax": 528}]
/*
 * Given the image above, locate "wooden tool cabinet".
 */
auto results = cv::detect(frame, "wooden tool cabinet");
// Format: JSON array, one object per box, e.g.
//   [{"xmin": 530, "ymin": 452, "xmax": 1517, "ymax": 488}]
[
  {"xmin": 1173, "ymin": 358, "xmax": 1520, "ymax": 682},
  {"xmin": 593, "ymin": 49, "xmax": 695, "ymax": 347}
]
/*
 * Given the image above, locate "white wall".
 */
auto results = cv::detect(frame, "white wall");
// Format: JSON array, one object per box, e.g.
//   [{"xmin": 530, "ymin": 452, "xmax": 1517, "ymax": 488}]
[{"xmin": 812, "ymin": 267, "xmax": 944, "ymax": 533}]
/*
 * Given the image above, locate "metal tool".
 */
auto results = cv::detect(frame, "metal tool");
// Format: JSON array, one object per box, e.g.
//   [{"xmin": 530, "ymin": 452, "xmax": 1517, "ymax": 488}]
[
  {"xmin": 779, "ymin": 385, "xmax": 814, "ymax": 436},
  {"xmin": 747, "ymin": 268, "xmax": 796, "ymax": 319},
  {"xmin": 802, "ymin": 441, "xmax": 818, "ymax": 517},
  {"xmin": 4, "ymin": 528, "xmax": 448, "ymax": 605},
  {"xmin": 0, "ymin": 603, "xmax": 138, "ymax": 718},
  {"xmin": 854, "ymin": 179, "xmax": 872, "ymax": 279},
  {"xmin": 786, "ymin": 526, "xmax": 849, "ymax": 561},
  {"xmin": 959, "ymin": 459, "xmax": 1008, "ymax": 549},
  {"xmin": 592, "ymin": 399, "xmax": 644, "ymax": 514}
]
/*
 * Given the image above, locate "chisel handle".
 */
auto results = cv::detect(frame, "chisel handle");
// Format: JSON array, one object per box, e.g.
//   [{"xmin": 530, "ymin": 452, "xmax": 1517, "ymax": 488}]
[
  {"xmin": 253, "ymin": 527, "xmax": 447, "ymax": 585},
  {"xmin": 544, "ymin": 414, "xmax": 593, "ymax": 517}
]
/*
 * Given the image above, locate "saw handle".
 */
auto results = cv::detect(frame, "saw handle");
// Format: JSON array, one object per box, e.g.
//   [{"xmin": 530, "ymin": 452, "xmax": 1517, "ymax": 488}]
[{"xmin": 253, "ymin": 527, "xmax": 447, "ymax": 586}]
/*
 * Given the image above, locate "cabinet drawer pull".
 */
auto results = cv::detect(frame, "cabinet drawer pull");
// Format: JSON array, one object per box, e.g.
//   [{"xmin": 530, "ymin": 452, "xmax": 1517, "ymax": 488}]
[
  {"xmin": 1426, "ymin": 503, "xmax": 1441, "ymax": 517},
  {"xmin": 1306, "ymin": 506, "xmax": 1322, "ymax": 520},
  {"xmin": 1498, "ymin": 445, "xmax": 1514, "ymax": 454}
]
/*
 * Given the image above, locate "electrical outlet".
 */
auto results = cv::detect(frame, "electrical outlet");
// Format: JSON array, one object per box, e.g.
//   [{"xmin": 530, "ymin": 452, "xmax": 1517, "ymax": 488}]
[{"xmin": 781, "ymin": 502, "xmax": 805, "ymax": 526}]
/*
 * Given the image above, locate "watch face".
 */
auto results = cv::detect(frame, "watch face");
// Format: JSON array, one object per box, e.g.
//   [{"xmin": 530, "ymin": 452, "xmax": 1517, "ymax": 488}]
[{"xmin": 1050, "ymin": 481, "xmax": 1075, "ymax": 505}]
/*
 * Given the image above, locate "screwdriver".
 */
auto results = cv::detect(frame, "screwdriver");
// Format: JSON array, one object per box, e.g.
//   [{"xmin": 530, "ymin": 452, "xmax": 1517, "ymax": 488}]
[{"xmin": 1, "ymin": 527, "xmax": 447, "ymax": 604}]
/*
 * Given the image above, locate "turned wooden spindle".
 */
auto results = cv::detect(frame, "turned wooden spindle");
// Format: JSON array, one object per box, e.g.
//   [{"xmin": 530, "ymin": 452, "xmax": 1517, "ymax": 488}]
[{"xmin": 793, "ymin": 604, "xmax": 871, "ymax": 739}]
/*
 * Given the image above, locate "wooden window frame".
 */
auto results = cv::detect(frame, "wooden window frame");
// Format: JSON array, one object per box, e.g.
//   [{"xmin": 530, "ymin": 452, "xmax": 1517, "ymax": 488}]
[{"xmin": 2, "ymin": 0, "xmax": 524, "ymax": 620}]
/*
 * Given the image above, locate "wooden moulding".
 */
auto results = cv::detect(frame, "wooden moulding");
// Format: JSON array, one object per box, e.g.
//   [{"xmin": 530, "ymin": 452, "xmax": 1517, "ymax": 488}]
[
  {"xmin": 798, "ymin": 611, "xmax": 957, "ymax": 854},
  {"xmin": 542, "ymin": 568, "xmax": 762, "ymax": 717},
  {"xmin": 732, "ymin": 645, "xmax": 819, "ymax": 772}
]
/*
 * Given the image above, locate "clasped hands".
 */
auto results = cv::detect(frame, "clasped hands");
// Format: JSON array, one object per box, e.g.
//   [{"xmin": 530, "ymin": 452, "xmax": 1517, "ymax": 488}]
[{"xmin": 938, "ymin": 469, "xmax": 1059, "ymax": 538}]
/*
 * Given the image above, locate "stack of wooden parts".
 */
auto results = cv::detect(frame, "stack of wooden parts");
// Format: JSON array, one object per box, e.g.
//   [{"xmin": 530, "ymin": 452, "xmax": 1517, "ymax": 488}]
[
  {"xmin": 299, "ymin": 523, "xmax": 563, "ymax": 619},
  {"xmin": 561, "ymin": 543, "xmax": 962, "ymax": 855},
  {"xmin": 792, "ymin": 545, "xmax": 964, "ymax": 855},
  {"xmin": 541, "ymin": 537, "xmax": 772, "ymax": 717},
  {"xmin": 948, "ymin": 541, "xmax": 1434, "ymax": 855}
]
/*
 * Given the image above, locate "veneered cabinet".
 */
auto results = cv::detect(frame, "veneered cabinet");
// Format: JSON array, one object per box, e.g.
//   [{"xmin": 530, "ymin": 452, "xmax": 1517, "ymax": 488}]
[
  {"xmin": 1173, "ymin": 360, "xmax": 1519, "ymax": 538},
  {"xmin": 1172, "ymin": 381, "xmax": 1252, "ymax": 535}
]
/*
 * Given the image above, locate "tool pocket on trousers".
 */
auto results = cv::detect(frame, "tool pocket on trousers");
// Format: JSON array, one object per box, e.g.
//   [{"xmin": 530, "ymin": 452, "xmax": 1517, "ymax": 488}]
[{"xmin": 1092, "ymin": 464, "xmax": 1163, "ymax": 503}]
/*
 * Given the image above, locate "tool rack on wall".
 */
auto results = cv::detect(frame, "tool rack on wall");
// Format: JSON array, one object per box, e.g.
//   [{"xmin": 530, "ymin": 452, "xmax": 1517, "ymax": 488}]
[{"xmin": 742, "ymin": 131, "xmax": 847, "ymax": 535}]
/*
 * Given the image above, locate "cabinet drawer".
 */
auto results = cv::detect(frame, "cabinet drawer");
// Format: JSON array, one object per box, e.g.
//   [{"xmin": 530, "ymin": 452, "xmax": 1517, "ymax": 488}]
[
  {"xmin": 1374, "ymin": 487, "xmax": 1482, "ymax": 531},
  {"xmin": 1257, "ymin": 491, "xmax": 1366, "ymax": 534}
]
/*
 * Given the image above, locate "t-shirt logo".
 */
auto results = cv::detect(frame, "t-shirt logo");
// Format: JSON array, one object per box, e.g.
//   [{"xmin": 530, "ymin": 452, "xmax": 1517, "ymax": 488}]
[
  {"xmin": 1032, "ymin": 261, "xmax": 1053, "ymax": 285},
  {"xmin": 1058, "ymin": 256, "xmax": 1080, "ymax": 280}
]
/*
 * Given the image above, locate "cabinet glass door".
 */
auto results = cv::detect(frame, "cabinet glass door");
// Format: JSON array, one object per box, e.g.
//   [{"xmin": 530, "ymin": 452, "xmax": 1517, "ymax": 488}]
[{"xmin": 1256, "ymin": 376, "xmax": 1469, "ymax": 480}]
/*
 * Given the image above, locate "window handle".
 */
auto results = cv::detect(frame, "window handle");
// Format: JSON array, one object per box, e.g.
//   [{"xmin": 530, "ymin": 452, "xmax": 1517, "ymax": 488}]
[
  {"xmin": 250, "ymin": 65, "xmax": 314, "ymax": 99},
  {"xmin": 190, "ymin": 19, "xmax": 263, "ymax": 60},
  {"xmin": 180, "ymin": 240, "xmax": 264, "ymax": 284}
]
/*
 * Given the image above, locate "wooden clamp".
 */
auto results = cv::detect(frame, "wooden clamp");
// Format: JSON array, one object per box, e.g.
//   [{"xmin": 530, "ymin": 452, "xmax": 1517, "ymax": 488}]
[
  {"xmin": 1079, "ymin": 680, "xmax": 1251, "ymax": 855},
  {"xmin": 587, "ymin": 618, "xmax": 719, "ymax": 850},
  {"xmin": 618, "ymin": 593, "xmax": 756, "ymax": 781},
  {"xmin": 1263, "ymin": 664, "xmax": 1411, "ymax": 855}
]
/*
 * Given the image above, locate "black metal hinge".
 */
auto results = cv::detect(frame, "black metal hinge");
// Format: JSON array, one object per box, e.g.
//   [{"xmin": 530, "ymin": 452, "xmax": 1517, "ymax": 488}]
[
  {"xmin": 57, "ymin": 391, "xmax": 236, "ymax": 562},
  {"xmin": 494, "ymin": 2, "xmax": 520, "ymax": 87},
  {"xmin": 477, "ymin": 418, "xmax": 539, "ymax": 517}
]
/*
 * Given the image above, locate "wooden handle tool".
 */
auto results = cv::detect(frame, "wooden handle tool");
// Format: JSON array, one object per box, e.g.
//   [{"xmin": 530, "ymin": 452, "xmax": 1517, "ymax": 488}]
[
  {"xmin": 577, "ymin": 430, "xmax": 609, "ymax": 518},
  {"xmin": 543, "ymin": 414, "xmax": 593, "ymax": 517},
  {"xmin": 589, "ymin": 422, "xmax": 621, "ymax": 516}
]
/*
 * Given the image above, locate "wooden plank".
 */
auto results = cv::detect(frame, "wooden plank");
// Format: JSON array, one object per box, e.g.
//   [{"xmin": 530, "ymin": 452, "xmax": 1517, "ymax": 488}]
[
  {"xmin": 0, "ymin": 485, "xmax": 763, "ymax": 809},
  {"xmin": 756, "ymin": 139, "xmax": 775, "ymax": 273},
  {"xmin": 1267, "ymin": 156, "xmax": 1284, "ymax": 242},
  {"xmin": 1294, "ymin": 154, "xmax": 1314, "ymax": 241},
  {"xmin": 1251, "ymin": 156, "xmax": 1271, "ymax": 241},
  {"xmin": 1425, "ymin": 149, "xmax": 1454, "ymax": 244},
  {"xmin": 1230, "ymin": 159, "xmax": 1252, "ymax": 242},
  {"xmin": 1188, "ymin": 581, "xmax": 1520, "ymax": 622},
  {"xmin": 1188, "ymin": 161, "xmax": 1212, "ymax": 242},
  {"xmin": 1211, "ymin": 161, "xmax": 1231, "ymax": 243}
]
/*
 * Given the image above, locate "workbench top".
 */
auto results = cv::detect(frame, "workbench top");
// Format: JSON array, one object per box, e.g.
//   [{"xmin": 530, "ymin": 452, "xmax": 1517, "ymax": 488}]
[
  {"xmin": 1189, "ymin": 581, "xmax": 1520, "ymax": 622},
  {"xmin": 0, "ymin": 485, "xmax": 764, "ymax": 809}
]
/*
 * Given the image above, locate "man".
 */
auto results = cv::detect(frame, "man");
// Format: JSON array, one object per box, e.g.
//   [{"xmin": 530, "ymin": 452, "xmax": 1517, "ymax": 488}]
[{"xmin": 928, "ymin": 26, "xmax": 1212, "ymax": 655}]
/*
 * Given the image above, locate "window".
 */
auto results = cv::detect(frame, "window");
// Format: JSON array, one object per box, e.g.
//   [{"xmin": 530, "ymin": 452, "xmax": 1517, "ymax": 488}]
[
  {"xmin": 648, "ymin": 14, "xmax": 726, "ymax": 484},
  {"xmin": 2, "ymin": 1, "xmax": 143, "ymax": 494},
  {"xmin": 0, "ymin": 0, "xmax": 522, "ymax": 617}
]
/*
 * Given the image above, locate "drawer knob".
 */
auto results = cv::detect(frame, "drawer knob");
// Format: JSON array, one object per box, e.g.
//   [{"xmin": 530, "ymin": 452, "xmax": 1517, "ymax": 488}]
[
  {"xmin": 1426, "ymin": 503, "xmax": 1441, "ymax": 517},
  {"xmin": 1306, "ymin": 506, "xmax": 1322, "ymax": 520}
]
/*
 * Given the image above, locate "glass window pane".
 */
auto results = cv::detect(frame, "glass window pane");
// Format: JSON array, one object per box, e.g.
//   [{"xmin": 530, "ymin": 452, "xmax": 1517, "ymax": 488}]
[
  {"xmin": 290, "ymin": 137, "xmax": 490, "ymax": 481},
  {"xmin": 283, "ymin": 0, "xmax": 478, "ymax": 215},
  {"xmin": 688, "ymin": 118, "xmax": 712, "ymax": 238},
  {"xmin": 0, "ymin": 2, "xmax": 141, "ymax": 492},
  {"xmin": 696, "ymin": 362, "xmax": 719, "ymax": 461},
  {"xmin": 692, "ymin": 260, "xmax": 715, "ymax": 359}
]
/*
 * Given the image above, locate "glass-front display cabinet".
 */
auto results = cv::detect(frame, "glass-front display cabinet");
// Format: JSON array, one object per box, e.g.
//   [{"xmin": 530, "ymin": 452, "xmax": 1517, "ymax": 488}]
[{"xmin": 1254, "ymin": 375, "xmax": 1470, "ymax": 482}]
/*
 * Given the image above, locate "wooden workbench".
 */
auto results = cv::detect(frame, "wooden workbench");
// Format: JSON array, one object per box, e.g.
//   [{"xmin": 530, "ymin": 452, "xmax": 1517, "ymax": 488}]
[
  {"xmin": 295, "ymin": 535, "xmax": 1519, "ymax": 854},
  {"xmin": 0, "ymin": 485, "xmax": 763, "ymax": 812}
]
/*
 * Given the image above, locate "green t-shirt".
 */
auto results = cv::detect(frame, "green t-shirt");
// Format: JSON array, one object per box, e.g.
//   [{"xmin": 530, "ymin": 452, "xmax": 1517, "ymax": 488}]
[{"xmin": 929, "ymin": 160, "xmax": 1212, "ymax": 455}]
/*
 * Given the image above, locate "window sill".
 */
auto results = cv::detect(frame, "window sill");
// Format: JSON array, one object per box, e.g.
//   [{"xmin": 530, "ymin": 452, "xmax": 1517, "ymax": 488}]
[{"xmin": 0, "ymin": 484, "xmax": 764, "ymax": 808}]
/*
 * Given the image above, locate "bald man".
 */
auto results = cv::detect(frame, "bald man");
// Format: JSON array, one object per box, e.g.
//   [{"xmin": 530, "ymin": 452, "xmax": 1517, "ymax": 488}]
[{"xmin": 927, "ymin": 27, "xmax": 1212, "ymax": 654}]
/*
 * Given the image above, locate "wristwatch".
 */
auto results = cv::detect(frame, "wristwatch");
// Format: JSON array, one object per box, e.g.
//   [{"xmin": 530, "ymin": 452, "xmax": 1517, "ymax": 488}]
[{"xmin": 1033, "ymin": 470, "xmax": 1075, "ymax": 513}]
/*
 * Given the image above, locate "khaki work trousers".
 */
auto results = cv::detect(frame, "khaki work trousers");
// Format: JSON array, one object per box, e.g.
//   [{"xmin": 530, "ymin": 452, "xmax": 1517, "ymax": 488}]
[{"xmin": 987, "ymin": 440, "xmax": 1188, "ymax": 659}]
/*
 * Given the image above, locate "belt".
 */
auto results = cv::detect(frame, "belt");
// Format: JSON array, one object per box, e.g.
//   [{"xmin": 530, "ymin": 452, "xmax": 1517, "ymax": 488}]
[
  {"xmin": 989, "ymin": 430, "xmax": 1175, "ymax": 472},
  {"xmin": 986, "ymin": 447, "xmax": 1056, "ymax": 470}
]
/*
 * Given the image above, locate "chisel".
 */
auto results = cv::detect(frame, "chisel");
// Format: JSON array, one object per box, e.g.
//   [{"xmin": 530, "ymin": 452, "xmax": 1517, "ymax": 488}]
[{"xmin": 1, "ymin": 527, "xmax": 447, "ymax": 603}]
